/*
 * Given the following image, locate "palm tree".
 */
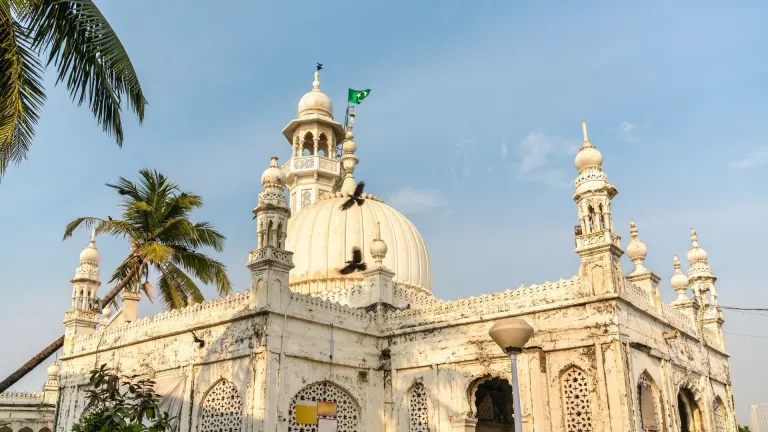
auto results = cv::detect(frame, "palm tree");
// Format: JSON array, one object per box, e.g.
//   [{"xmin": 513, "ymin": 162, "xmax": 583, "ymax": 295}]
[
  {"xmin": 0, "ymin": 0, "xmax": 147, "ymax": 181},
  {"xmin": 0, "ymin": 169, "xmax": 231, "ymax": 393}
]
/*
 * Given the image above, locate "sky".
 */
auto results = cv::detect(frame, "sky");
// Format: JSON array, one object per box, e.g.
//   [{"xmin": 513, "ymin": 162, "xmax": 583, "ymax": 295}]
[{"xmin": 1, "ymin": 0, "xmax": 767, "ymax": 424}]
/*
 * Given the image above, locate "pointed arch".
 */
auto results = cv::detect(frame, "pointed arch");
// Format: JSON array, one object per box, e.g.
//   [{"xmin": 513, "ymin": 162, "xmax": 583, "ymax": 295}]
[
  {"xmin": 302, "ymin": 131, "xmax": 315, "ymax": 156},
  {"xmin": 198, "ymin": 379, "xmax": 243, "ymax": 432},
  {"xmin": 637, "ymin": 371, "xmax": 661, "ymax": 431},
  {"xmin": 407, "ymin": 382, "xmax": 430, "ymax": 432},
  {"xmin": 677, "ymin": 387, "xmax": 704, "ymax": 432},
  {"xmin": 19, "ymin": 428, "xmax": 33, "ymax": 432},
  {"xmin": 466, "ymin": 375, "xmax": 514, "ymax": 431},
  {"xmin": 266, "ymin": 219, "xmax": 274, "ymax": 247},
  {"xmin": 560, "ymin": 365, "xmax": 594, "ymax": 432},
  {"xmin": 288, "ymin": 381, "xmax": 359, "ymax": 432},
  {"xmin": 318, "ymin": 133, "xmax": 330, "ymax": 157},
  {"xmin": 39, "ymin": 428, "xmax": 52, "ymax": 432},
  {"xmin": 0, "ymin": 427, "xmax": 11, "ymax": 432}
]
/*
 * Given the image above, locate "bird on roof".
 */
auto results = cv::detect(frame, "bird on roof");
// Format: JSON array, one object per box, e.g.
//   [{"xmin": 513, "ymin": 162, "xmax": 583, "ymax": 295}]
[
  {"xmin": 339, "ymin": 247, "xmax": 367, "ymax": 275},
  {"xmin": 339, "ymin": 181, "xmax": 365, "ymax": 211}
]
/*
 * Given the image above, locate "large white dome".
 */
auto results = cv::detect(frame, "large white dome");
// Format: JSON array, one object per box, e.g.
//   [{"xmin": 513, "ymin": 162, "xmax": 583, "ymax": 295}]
[{"xmin": 286, "ymin": 195, "xmax": 432, "ymax": 295}]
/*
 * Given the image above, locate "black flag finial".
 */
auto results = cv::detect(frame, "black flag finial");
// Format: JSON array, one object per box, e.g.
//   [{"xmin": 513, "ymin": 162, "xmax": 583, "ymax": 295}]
[{"xmin": 317, "ymin": 63, "xmax": 323, "ymax": 72}]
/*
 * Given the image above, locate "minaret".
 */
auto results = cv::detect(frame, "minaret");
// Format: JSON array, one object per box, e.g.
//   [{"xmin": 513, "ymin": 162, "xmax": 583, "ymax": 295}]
[
  {"xmin": 247, "ymin": 156, "xmax": 295, "ymax": 309},
  {"xmin": 572, "ymin": 121, "xmax": 624, "ymax": 295},
  {"xmin": 63, "ymin": 230, "xmax": 101, "ymax": 354},
  {"xmin": 687, "ymin": 228, "xmax": 725, "ymax": 345},
  {"xmin": 281, "ymin": 68, "xmax": 346, "ymax": 213},
  {"xmin": 625, "ymin": 220, "xmax": 662, "ymax": 312}
]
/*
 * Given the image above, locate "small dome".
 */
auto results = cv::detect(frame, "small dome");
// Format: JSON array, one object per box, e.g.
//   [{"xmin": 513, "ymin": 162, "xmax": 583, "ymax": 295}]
[
  {"xmin": 625, "ymin": 220, "xmax": 647, "ymax": 260},
  {"xmin": 79, "ymin": 237, "xmax": 100, "ymax": 264},
  {"xmin": 574, "ymin": 146, "xmax": 603, "ymax": 171},
  {"xmin": 671, "ymin": 255, "xmax": 689, "ymax": 289},
  {"xmin": 686, "ymin": 228, "xmax": 708, "ymax": 263},
  {"xmin": 297, "ymin": 71, "xmax": 333, "ymax": 120},
  {"xmin": 47, "ymin": 363, "xmax": 60, "ymax": 376},
  {"xmin": 261, "ymin": 156, "xmax": 286, "ymax": 187}
]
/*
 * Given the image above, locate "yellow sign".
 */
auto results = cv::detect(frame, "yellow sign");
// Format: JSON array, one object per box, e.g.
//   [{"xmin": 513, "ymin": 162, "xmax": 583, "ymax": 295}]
[
  {"xmin": 295, "ymin": 404, "xmax": 318, "ymax": 424},
  {"xmin": 318, "ymin": 401, "xmax": 337, "ymax": 417}
]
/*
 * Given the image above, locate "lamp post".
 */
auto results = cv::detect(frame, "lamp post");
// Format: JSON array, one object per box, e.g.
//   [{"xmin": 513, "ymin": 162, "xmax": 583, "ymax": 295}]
[{"xmin": 489, "ymin": 318, "xmax": 534, "ymax": 432}]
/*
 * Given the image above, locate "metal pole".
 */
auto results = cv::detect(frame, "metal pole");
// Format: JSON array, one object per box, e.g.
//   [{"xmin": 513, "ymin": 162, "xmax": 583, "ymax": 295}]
[{"xmin": 510, "ymin": 352, "xmax": 523, "ymax": 432}]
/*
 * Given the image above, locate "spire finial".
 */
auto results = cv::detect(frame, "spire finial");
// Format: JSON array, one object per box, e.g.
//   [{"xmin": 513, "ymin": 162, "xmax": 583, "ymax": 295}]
[
  {"xmin": 90, "ymin": 228, "xmax": 96, "ymax": 244},
  {"xmin": 376, "ymin": 222, "xmax": 381, "ymax": 240},
  {"xmin": 581, "ymin": 120, "xmax": 590, "ymax": 146},
  {"xmin": 673, "ymin": 254, "xmax": 681, "ymax": 270},
  {"xmin": 629, "ymin": 219, "xmax": 638, "ymax": 240},
  {"xmin": 690, "ymin": 227, "xmax": 698, "ymax": 246},
  {"xmin": 370, "ymin": 223, "xmax": 387, "ymax": 265},
  {"xmin": 312, "ymin": 63, "xmax": 322, "ymax": 92}
]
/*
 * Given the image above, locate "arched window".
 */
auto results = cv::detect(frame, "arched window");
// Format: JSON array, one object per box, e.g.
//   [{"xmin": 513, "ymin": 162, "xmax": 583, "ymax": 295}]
[
  {"xmin": 637, "ymin": 373, "xmax": 660, "ymax": 431},
  {"xmin": 266, "ymin": 220, "xmax": 273, "ymax": 247},
  {"xmin": 39, "ymin": 428, "xmax": 52, "ymax": 432},
  {"xmin": 288, "ymin": 381, "xmax": 359, "ymax": 432},
  {"xmin": 597, "ymin": 204, "xmax": 606, "ymax": 230},
  {"xmin": 0, "ymin": 427, "xmax": 11, "ymax": 432},
  {"xmin": 472, "ymin": 377, "xmax": 514, "ymax": 432},
  {"xmin": 587, "ymin": 205, "xmax": 595, "ymax": 232},
  {"xmin": 302, "ymin": 132, "xmax": 314, "ymax": 156},
  {"xmin": 561, "ymin": 366, "xmax": 594, "ymax": 432},
  {"xmin": 677, "ymin": 388, "xmax": 703, "ymax": 432},
  {"xmin": 199, "ymin": 379, "xmax": 243, "ymax": 432},
  {"xmin": 19, "ymin": 428, "xmax": 33, "ymax": 432},
  {"xmin": 408, "ymin": 383, "xmax": 430, "ymax": 432}
]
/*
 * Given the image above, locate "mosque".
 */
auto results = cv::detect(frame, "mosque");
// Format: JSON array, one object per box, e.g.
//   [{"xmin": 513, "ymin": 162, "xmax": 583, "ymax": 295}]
[{"xmin": 0, "ymin": 70, "xmax": 737, "ymax": 432}]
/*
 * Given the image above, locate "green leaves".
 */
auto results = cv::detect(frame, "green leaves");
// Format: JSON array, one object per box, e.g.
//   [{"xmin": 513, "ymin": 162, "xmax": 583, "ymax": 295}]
[
  {"xmin": 74, "ymin": 366, "xmax": 172, "ymax": 432},
  {"xmin": 0, "ymin": 0, "xmax": 46, "ymax": 179},
  {"xmin": 64, "ymin": 170, "xmax": 232, "ymax": 309},
  {"xmin": 0, "ymin": 0, "xmax": 147, "ymax": 182}
]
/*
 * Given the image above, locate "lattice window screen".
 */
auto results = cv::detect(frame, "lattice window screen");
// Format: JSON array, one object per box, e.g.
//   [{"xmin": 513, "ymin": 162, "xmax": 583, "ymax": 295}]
[
  {"xmin": 561, "ymin": 367, "xmax": 594, "ymax": 432},
  {"xmin": 199, "ymin": 380, "xmax": 243, "ymax": 432},
  {"xmin": 408, "ymin": 383, "xmax": 430, "ymax": 432},
  {"xmin": 288, "ymin": 382, "xmax": 359, "ymax": 432}
]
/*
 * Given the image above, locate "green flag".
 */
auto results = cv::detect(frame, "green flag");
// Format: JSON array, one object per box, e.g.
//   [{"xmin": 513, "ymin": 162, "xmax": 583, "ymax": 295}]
[{"xmin": 348, "ymin": 88, "xmax": 371, "ymax": 105}]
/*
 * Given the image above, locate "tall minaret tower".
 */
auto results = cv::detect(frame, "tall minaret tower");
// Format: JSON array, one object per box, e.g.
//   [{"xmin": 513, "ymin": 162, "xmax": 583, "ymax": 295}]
[
  {"xmin": 247, "ymin": 156, "xmax": 295, "ymax": 309},
  {"xmin": 63, "ymin": 230, "xmax": 101, "ymax": 354},
  {"xmin": 573, "ymin": 121, "xmax": 624, "ymax": 295},
  {"xmin": 281, "ymin": 68, "xmax": 346, "ymax": 214}
]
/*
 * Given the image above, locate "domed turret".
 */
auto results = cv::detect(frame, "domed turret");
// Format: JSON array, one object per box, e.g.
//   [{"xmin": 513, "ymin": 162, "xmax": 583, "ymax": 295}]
[
  {"xmin": 261, "ymin": 156, "xmax": 286, "ymax": 187},
  {"xmin": 370, "ymin": 223, "xmax": 388, "ymax": 264},
  {"xmin": 79, "ymin": 230, "xmax": 100, "ymax": 264},
  {"xmin": 671, "ymin": 255, "xmax": 689, "ymax": 290},
  {"xmin": 687, "ymin": 228, "xmax": 708, "ymax": 264},
  {"xmin": 297, "ymin": 70, "xmax": 333, "ymax": 120},
  {"xmin": 574, "ymin": 120, "xmax": 603, "ymax": 171}
]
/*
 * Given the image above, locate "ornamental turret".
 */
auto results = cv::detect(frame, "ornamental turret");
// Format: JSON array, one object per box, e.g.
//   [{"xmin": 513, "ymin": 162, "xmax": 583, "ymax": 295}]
[
  {"xmin": 687, "ymin": 228, "xmax": 725, "ymax": 346},
  {"xmin": 281, "ymin": 68, "xmax": 346, "ymax": 213},
  {"xmin": 572, "ymin": 121, "xmax": 624, "ymax": 295},
  {"xmin": 63, "ymin": 230, "xmax": 101, "ymax": 353},
  {"xmin": 248, "ymin": 157, "xmax": 294, "ymax": 309}
]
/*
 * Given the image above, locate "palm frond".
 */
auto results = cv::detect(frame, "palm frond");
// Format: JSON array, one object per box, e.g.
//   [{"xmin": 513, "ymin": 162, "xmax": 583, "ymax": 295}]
[
  {"xmin": 0, "ymin": 3, "xmax": 46, "ymax": 180},
  {"xmin": 24, "ymin": 0, "xmax": 147, "ymax": 145},
  {"xmin": 156, "ymin": 263, "xmax": 203, "ymax": 309},
  {"xmin": 62, "ymin": 216, "xmax": 105, "ymax": 239},
  {"xmin": 134, "ymin": 241, "xmax": 175, "ymax": 266},
  {"xmin": 170, "ymin": 248, "xmax": 232, "ymax": 296}
]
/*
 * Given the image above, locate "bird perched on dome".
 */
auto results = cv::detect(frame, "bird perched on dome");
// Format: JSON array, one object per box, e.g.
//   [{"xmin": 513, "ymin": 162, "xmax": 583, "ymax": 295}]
[
  {"xmin": 339, "ymin": 247, "xmax": 367, "ymax": 275},
  {"xmin": 340, "ymin": 181, "xmax": 366, "ymax": 211}
]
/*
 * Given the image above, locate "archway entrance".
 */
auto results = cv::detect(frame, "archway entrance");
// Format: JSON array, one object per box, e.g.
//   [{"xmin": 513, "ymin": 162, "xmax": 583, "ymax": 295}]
[
  {"xmin": 676, "ymin": 388, "xmax": 703, "ymax": 432},
  {"xmin": 473, "ymin": 377, "xmax": 514, "ymax": 432}
]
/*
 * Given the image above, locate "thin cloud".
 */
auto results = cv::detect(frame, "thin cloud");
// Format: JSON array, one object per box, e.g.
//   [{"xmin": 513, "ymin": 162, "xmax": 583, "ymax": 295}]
[
  {"xmin": 387, "ymin": 187, "xmax": 446, "ymax": 215},
  {"xmin": 450, "ymin": 139, "xmax": 478, "ymax": 191},
  {"xmin": 616, "ymin": 122, "xmax": 638, "ymax": 142},
  {"xmin": 731, "ymin": 148, "xmax": 768, "ymax": 169},
  {"xmin": 515, "ymin": 132, "xmax": 575, "ymax": 189}
]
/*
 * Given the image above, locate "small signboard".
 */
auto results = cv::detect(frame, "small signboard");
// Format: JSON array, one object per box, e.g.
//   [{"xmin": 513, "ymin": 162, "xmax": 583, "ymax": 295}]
[{"xmin": 318, "ymin": 418, "xmax": 338, "ymax": 432}]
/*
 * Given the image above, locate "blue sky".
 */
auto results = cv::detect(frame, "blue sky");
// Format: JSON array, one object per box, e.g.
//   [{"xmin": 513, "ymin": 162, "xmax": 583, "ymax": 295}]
[{"xmin": 1, "ymin": 0, "xmax": 767, "ymax": 423}]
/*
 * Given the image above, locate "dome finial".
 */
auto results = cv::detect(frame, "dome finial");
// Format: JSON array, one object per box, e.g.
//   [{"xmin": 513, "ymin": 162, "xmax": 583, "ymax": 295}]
[
  {"xmin": 626, "ymin": 219, "xmax": 648, "ymax": 274},
  {"xmin": 312, "ymin": 64, "xmax": 321, "ymax": 92},
  {"xmin": 79, "ymin": 229, "xmax": 101, "ymax": 264},
  {"xmin": 670, "ymin": 254, "xmax": 690, "ymax": 303},
  {"xmin": 690, "ymin": 227, "xmax": 698, "ymax": 246},
  {"xmin": 582, "ymin": 120, "xmax": 591, "ymax": 146},
  {"xmin": 370, "ymin": 222, "xmax": 387, "ymax": 265}
]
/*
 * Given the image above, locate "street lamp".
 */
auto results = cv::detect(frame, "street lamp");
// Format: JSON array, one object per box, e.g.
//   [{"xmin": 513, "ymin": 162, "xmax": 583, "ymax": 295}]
[{"xmin": 489, "ymin": 318, "xmax": 534, "ymax": 432}]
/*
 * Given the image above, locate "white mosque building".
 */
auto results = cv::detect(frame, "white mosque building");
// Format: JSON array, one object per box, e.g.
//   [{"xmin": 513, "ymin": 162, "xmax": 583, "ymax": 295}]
[{"xmin": 1, "ymin": 70, "xmax": 738, "ymax": 432}]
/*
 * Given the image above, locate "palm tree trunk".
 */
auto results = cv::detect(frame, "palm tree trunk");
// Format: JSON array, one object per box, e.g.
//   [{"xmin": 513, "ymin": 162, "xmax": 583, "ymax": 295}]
[{"xmin": 0, "ymin": 267, "xmax": 138, "ymax": 394}]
